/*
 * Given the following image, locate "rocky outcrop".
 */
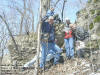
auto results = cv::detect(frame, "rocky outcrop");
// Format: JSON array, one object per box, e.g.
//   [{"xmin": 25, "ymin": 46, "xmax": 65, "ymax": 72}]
[
  {"xmin": 7, "ymin": 33, "xmax": 37, "ymax": 65},
  {"xmin": 76, "ymin": 0, "xmax": 100, "ymax": 72},
  {"xmin": 76, "ymin": 0, "xmax": 100, "ymax": 48},
  {"xmin": 76, "ymin": 0, "xmax": 100, "ymax": 33}
]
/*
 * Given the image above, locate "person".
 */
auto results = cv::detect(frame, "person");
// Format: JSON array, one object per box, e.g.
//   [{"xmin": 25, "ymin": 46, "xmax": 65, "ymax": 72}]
[
  {"xmin": 63, "ymin": 18, "xmax": 76, "ymax": 60},
  {"xmin": 22, "ymin": 13, "xmax": 61, "ymax": 71},
  {"xmin": 40, "ymin": 16, "xmax": 62, "ymax": 68},
  {"xmin": 42, "ymin": 7, "xmax": 55, "ymax": 21},
  {"xmin": 46, "ymin": 7, "xmax": 54, "ymax": 17}
]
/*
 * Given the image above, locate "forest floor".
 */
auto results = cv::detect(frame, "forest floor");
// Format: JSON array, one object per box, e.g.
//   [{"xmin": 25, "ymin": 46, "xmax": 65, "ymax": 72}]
[{"xmin": 1, "ymin": 52, "xmax": 100, "ymax": 75}]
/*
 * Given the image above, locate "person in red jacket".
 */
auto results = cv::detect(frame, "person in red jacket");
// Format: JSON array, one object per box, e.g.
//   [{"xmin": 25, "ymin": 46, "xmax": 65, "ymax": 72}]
[{"xmin": 63, "ymin": 18, "xmax": 76, "ymax": 60}]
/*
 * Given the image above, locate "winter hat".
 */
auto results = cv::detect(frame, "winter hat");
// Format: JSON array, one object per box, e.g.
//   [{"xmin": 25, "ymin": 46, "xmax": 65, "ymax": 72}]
[{"xmin": 48, "ymin": 16, "xmax": 54, "ymax": 20}]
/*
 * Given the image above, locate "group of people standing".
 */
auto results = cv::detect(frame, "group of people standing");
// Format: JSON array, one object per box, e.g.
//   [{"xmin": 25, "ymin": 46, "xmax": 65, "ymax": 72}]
[
  {"xmin": 22, "ymin": 7, "xmax": 76, "ymax": 71},
  {"xmin": 40, "ymin": 7, "xmax": 76, "ymax": 69}
]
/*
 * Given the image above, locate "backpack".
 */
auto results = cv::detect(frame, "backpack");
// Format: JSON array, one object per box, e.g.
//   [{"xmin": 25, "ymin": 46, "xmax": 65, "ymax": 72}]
[{"xmin": 41, "ymin": 33, "xmax": 50, "ymax": 42}]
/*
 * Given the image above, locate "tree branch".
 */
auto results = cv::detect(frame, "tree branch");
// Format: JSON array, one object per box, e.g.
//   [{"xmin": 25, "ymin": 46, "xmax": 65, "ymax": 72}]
[
  {"xmin": 54, "ymin": 0, "xmax": 61, "ymax": 7},
  {"xmin": 0, "ymin": 14, "xmax": 19, "ymax": 54},
  {"xmin": 61, "ymin": 0, "xmax": 67, "ymax": 22}
]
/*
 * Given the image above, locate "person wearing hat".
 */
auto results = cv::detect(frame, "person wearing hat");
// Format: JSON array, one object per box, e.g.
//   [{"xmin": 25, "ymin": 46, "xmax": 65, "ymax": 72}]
[
  {"xmin": 22, "ymin": 16, "xmax": 62, "ymax": 71},
  {"xmin": 63, "ymin": 18, "xmax": 76, "ymax": 59},
  {"xmin": 40, "ymin": 16, "xmax": 62, "ymax": 68}
]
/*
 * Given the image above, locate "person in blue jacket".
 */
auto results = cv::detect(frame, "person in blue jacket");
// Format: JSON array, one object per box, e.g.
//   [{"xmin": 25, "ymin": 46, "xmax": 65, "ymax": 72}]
[
  {"xmin": 46, "ymin": 7, "xmax": 54, "ymax": 16},
  {"xmin": 40, "ymin": 16, "xmax": 62, "ymax": 68},
  {"xmin": 42, "ymin": 7, "xmax": 54, "ymax": 21}
]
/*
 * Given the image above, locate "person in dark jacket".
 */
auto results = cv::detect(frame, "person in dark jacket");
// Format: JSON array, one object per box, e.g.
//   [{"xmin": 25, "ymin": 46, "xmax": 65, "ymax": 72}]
[
  {"xmin": 42, "ymin": 7, "xmax": 54, "ymax": 21},
  {"xmin": 40, "ymin": 16, "xmax": 62, "ymax": 68}
]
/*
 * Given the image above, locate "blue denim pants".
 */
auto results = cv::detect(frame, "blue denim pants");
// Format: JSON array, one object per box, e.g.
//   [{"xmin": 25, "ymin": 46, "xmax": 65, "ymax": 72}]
[
  {"xmin": 40, "ymin": 41, "xmax": 62, "ymax": 68},
  {"xmin": 64, "ymin": 37, "xmax": 74, "ymax": 58}
]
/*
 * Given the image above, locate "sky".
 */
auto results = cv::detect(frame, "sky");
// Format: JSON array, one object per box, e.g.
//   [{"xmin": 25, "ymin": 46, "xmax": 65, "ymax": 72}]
[
  {"xmin": 0, "ymin": 0, "xmax": 88, "ymax": 56},
  {"xmin": 34, "ymin": 0, "xmax": 88, "ymax": 30},
  {"xmin": 0, "ymin": 0, "xmax": 88, "ymax": 29}
]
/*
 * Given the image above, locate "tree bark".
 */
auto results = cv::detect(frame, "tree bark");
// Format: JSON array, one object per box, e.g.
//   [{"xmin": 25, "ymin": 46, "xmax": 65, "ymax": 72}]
[
  {"xmin": 61, "ymin": 0, "xmax": 67, "ymax": 22},
  {"xmin": 36, "ymin": 0, "xmax": 51, "ymax": 33},
  {"xmin": 35, "ymin": 0, "xmax": 42, "ymax": 75},
  {"xmin": 19, "ymin": 0, "xmax": 26, "ymax": 35},
  {"xmin": 54, "ymin": 0, "xmax": 61, "ymax": 7}
]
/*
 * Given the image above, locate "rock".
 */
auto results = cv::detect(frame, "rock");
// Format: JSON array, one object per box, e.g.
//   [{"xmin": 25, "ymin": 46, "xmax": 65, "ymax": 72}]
[
  {"xmin": 1, "ymin": 53, "xmax": 11, "ymax": 65},
  {"xmin": 7, "ymin": 33, "xmax": 37, "ymax": 65},
  {"xmin": 76, "ymin": 0, "xmax": 100, "ymax": 35},
  {"xmin": 76, "ymin": 0, "xmax": 100, "ymax": 50},
  {"xmin": 91, "ymin": 34, "xmax": 98, "ymax": 40}
]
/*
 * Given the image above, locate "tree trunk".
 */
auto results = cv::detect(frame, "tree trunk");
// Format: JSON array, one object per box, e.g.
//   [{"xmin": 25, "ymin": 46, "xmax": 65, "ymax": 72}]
[
  {"xmin": 36, "ymin": 0, "xmax": 51, "ymax": 33},
  {"xmin": 35, "ymin": 0, "xmax": 42, "ymax": 74},
  {"xmin": 61, "ymin": 0, "xmax": 67, "ymax": 22},
  {"xmin": 42, "ymin": 0, "xmax": 50, "ymax": 16},
  {"xmin": 19, "ymin": 0, "xmax": 26, "ymax": 35},
  {"xmin": 35, "ymin": 0, "xmax": 51, "ymax": 75},
  {"xmin": 32, "ymin": 13, "xmax": 34, "ymax": 32},
  {"xmin": 54, "ymin": 0, "xmax": 61, "ymax": 7}
]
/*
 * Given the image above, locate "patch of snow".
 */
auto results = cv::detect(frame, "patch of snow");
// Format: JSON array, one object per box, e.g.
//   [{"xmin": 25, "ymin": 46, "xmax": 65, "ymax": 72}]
[{"xmin": 76, "ymin": 41, "xmax": 85, "ymax": 50}]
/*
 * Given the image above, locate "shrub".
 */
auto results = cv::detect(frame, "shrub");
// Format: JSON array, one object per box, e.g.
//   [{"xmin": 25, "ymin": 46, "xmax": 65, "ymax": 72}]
[
  {"xmin": 96, "ymin": 10, "xmax": 100, "ymax": 15},
  {"xmin": 88, "ymin": 0, "xmax": 92, "ymax": 3},
  {"xmin": 85, "ymin": 15, "xmax": 88, "ymax": 19},
  {"xmin": 94, "ymin": 16, "xmax": 100, "ymax": 23},
  {"xmin": 89, "ymin": 23, "xmax": 94, "ymax": 30},
  {"xmin": 90, "ymin": 10, "xmax": 95, "ymax": 14},
  {"xmin": 94, "ymin": 0, "xmax": 99, "ymax": 3}
]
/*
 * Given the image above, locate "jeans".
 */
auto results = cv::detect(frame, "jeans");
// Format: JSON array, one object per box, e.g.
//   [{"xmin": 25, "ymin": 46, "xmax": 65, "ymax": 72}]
[
  {"xmin": 40, "ymin": 42, "xmax": 62, "ymax": 68},
  {"xmin": 64, "ymin": 37, "xmax": 74, "ymax": 58},
  {"xmin": 23, "ymin": 55, "xmax": 37, "ymax": 67}
]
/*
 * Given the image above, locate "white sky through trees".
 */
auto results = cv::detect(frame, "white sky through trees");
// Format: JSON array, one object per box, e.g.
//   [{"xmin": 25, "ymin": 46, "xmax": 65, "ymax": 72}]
[
  {"xmin": 0, "ymin": 0, "xmax": 88, "ymax": 56},
  {"xmin": 0, "ymin": 0, "xmax": 88, "ymax": 29}
]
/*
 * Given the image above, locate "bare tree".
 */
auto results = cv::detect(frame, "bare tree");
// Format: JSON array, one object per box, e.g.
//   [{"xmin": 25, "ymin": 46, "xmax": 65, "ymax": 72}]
[
  {"xmin": 35, "ymin": 0, "xmax": 42, "ymax": 74},
  {"xmin": 36, "ymin": 0, "xmax": 51, "ymax": 32},
  {"xmin": 19, "ymin": 0, "xmax": 26, "ymax": 35},
  {"xmin": 0, "ymin": 37, "xmax": 4, "ymax": 75},
  {"xmin": 0, "ymin": 14, "xmax": 19, "ymax": 54},
  {"xmin": 61, "ymin": 0, "xmax": 67, "ymax": 22},
  {"xmin": 8, "ymin": 0, "xmax": 34, "ymax": 35},
  {"xmin": 0, "ymin": 24, "xmax": 9, "ymax": 75},
  {"xmin": 54, "ymin": 0, "xmax": 61, "ymax": 7},
  {"xmin": 42, "ymin": 0, "xmax": 51, "ymax": 16}
]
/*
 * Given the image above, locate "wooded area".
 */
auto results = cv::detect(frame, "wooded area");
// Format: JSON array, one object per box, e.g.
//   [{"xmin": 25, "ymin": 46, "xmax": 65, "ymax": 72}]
[{"xmin": 0, "ymin": 0, "xmax": 100, "ymax": 75}]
